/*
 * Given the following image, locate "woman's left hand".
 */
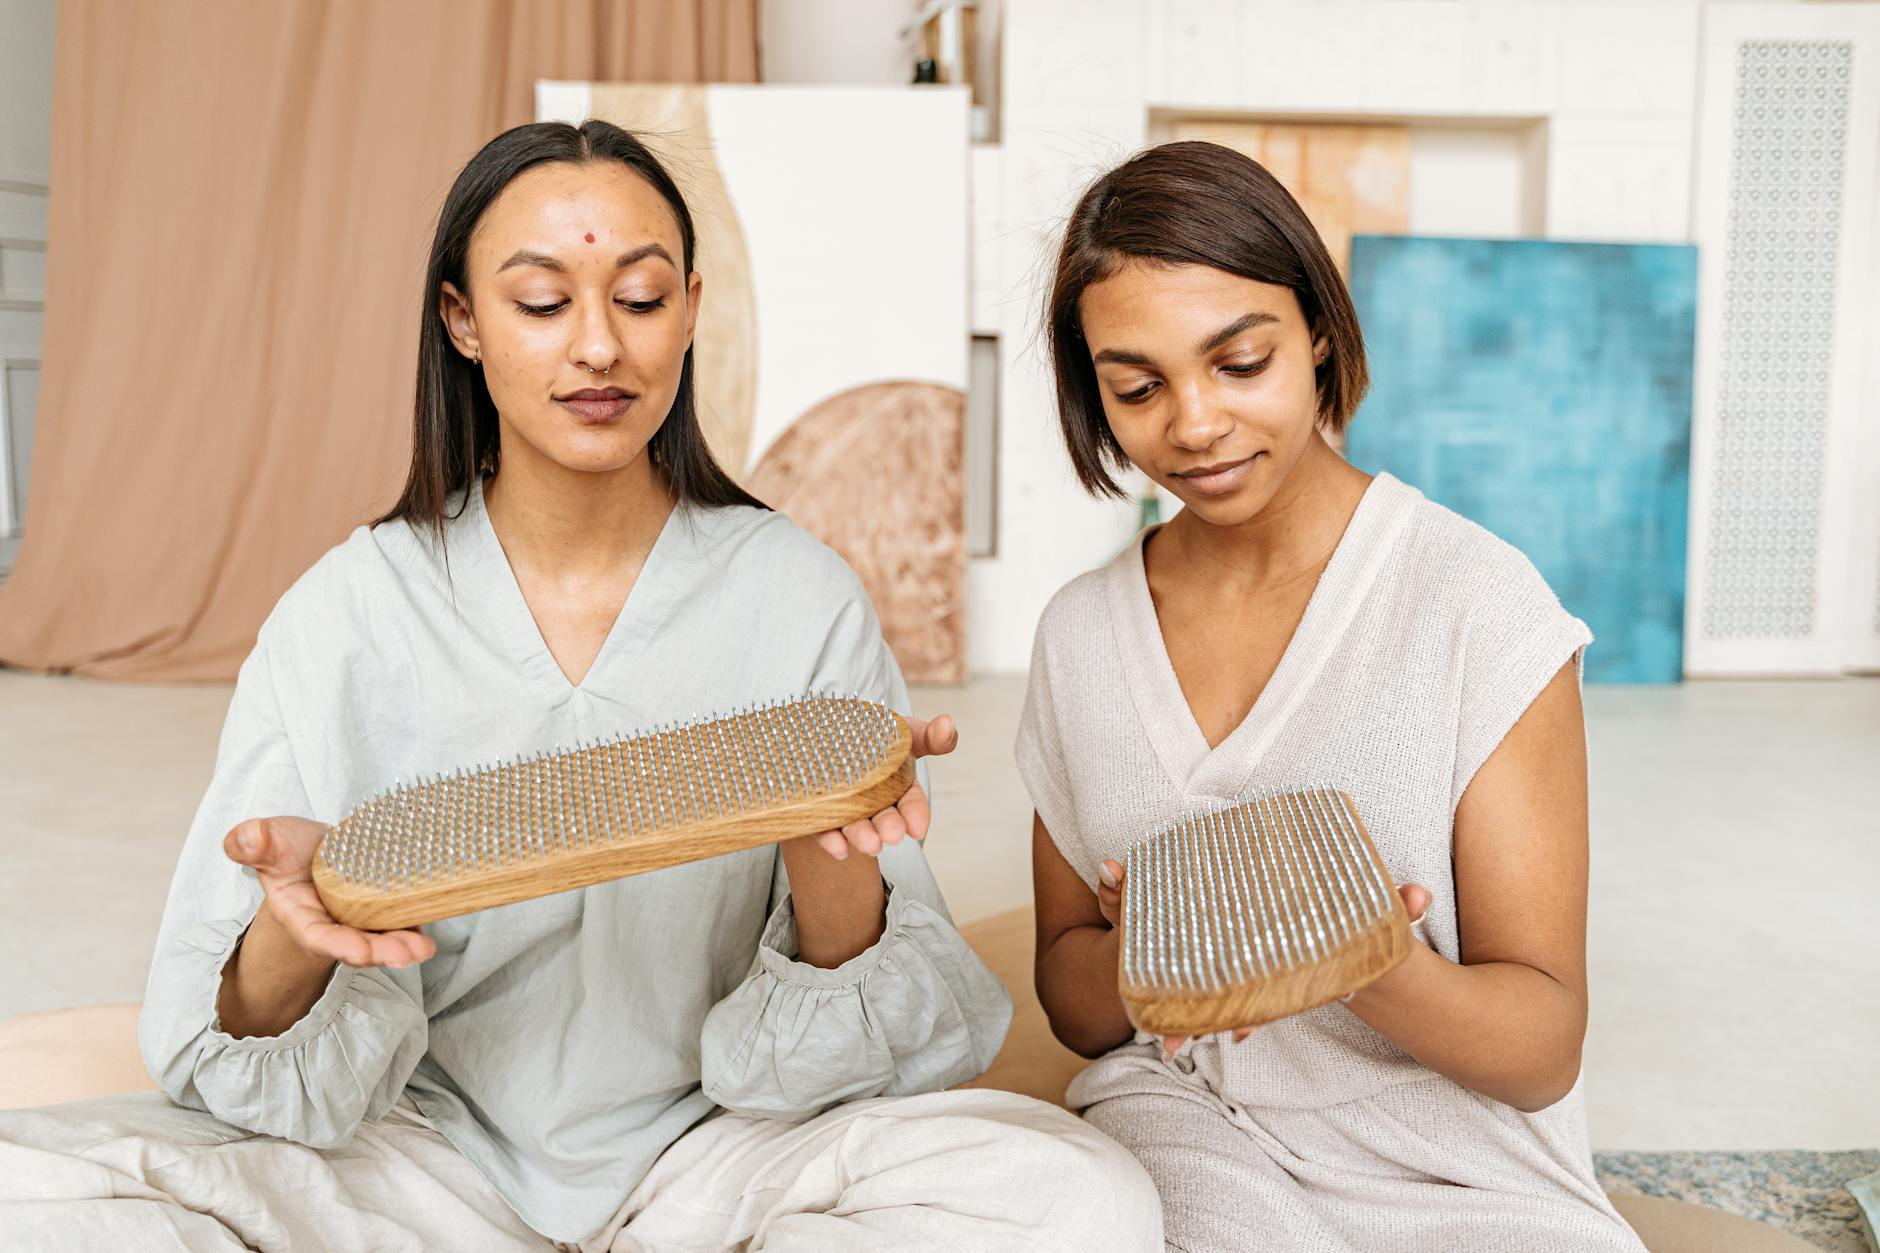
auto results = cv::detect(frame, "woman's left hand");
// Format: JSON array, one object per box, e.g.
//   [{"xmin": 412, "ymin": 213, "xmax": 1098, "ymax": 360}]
[{"xmin": 807, "ymin": 713, "xmax": 957, "ymax": 860}]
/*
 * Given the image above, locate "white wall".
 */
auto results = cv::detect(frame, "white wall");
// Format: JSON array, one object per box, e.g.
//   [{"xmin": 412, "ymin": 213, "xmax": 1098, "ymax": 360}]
[
  {"xmin": 705, "ymin": 85, "xmax": 971, "ymax": 464},
  {"xmin": 762, "ymin": 0, "xmax": 1003, "ymax": 136},
  {"xmin": 761, "ymin": 0, "xmax": 914, "ymax": 85},
  {"xmin": 1405, "ymin": 123, "xmax": 1545, "ymax": 239},
  {"xmin": 0, "ymin": 0, "xmax": 54, "ymax": 574},
  {"xmin": 0, "ymin": 0, "xmax": 53, "ymax": 179}
]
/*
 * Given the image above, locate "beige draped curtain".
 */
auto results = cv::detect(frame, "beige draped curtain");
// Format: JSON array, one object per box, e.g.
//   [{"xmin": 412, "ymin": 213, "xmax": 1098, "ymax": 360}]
[{"xmin": 0, "ymin": 0, "xmax": 758, "ymax": 680}]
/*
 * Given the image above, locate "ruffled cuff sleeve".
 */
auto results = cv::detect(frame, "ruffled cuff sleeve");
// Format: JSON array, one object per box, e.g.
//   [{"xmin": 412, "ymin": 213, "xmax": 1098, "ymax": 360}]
[
  {"xmin": 138, "ymin": 913, "xmax": 429, "ymax": 1150},
  {"xmin": 135, "ymin": 633, "xmax": 429, "ymax": 1149},
  {"xmin": 699, "ymin": 882, "xmax": 1012, "ymax": 1121}
]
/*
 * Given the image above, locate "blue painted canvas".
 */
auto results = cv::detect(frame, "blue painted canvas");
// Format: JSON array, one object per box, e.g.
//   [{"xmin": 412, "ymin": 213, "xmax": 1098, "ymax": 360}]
[{"xmin": 1344, "ymin": 236, "xmax": 1697, "ymax": 684}]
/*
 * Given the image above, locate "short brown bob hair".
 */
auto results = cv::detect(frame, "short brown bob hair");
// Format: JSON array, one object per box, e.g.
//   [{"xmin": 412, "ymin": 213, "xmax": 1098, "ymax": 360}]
[{"xmin": 1044, "ymin": 140, "xmax": 1369, "ymax": 498}]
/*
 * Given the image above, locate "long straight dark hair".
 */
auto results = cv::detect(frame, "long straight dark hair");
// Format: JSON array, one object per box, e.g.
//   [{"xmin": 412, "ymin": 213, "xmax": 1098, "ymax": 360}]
[{"xmin": 377, "ymin": 119, "xmax": 764, "ymax": 538}]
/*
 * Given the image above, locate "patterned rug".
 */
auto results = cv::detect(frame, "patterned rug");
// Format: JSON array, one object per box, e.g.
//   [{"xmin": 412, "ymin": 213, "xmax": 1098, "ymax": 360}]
[{"xmin": 1595, "ymin": 1150, "xmax": 1880, "ymax": 1252}]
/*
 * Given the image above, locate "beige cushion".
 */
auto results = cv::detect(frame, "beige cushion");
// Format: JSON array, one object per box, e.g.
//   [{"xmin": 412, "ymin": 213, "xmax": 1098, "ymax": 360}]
[
  {"xmin": 955, "ymin": 903, "xmax": 1085, "ymax": 1106},
  {"xmin": 0, "ymin": 913, "xmax": 1823, "ymax": 1253},
  {"xmin": 0, "ymin": 1002, "xmax": 156, "ymax": 1111},
  {"xmin": 1607, "ymin": 1193, "xmax": 1823, "ymax": 1253}
]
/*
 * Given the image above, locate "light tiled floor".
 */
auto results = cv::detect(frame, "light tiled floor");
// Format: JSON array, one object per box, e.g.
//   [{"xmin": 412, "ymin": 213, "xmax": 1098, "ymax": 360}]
[{"xmin": 2, "ymin": 668, "xmax": 1875, "ymax": 1151}]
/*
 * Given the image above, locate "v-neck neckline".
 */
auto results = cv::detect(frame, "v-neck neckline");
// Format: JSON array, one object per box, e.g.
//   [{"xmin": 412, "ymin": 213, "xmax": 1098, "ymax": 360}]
[
  {"xmin": 1108, "ymin": 472, "xmax": 1415, "ymax": 801},
  {"xmin": 467, "ymin": 475, "xmax": 689, "ymax": 704}
]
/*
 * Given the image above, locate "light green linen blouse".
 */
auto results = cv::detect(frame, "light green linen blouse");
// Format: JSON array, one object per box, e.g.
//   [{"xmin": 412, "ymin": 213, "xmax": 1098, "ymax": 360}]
[{"xmin": 136, "ymin": 480, "xmax": 1012, "ymax": 1242}]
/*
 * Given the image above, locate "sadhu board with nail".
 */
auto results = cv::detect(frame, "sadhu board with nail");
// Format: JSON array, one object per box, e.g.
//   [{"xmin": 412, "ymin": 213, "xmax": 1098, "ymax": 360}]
[
  {"xmin": 311, "ymin": 694, "xmax": 915, "ymax": 931},
  {"xmin": 1118, "ymin": 787, "xmax": 1411, "ymax": 1036}
]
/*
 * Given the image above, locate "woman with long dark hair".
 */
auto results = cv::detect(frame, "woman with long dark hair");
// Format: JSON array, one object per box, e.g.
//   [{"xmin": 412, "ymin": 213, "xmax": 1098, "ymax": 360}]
[
  {"xmin": 0, "ymin": 121, "xmax": 1160, "ymax": 1250},
  {"xmin": 1021, "ymin": 141, "xmax": 1645, "ymax": 1251}
]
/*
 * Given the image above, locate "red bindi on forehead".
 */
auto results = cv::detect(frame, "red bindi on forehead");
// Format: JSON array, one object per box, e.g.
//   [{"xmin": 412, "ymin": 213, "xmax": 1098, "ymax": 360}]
[{"xmin": 584, "ymin": 232, "xmax": 595, "ymax": 243}]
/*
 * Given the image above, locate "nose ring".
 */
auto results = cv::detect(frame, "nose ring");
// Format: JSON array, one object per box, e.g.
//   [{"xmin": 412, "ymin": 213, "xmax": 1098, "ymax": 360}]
[{"xmin": 585, "ymin": 364, "xmax": 611, "ymax": 376}]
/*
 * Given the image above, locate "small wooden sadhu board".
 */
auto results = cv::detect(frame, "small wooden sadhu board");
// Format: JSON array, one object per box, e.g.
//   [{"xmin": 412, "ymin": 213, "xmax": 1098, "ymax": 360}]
[
  {"xmin": 1117, "ymin": 787, "xmax": 1410, "ymax": 1036},
  {"xmin": 312, "ymin": 694, "xmax": 914, "ymax": 931}
]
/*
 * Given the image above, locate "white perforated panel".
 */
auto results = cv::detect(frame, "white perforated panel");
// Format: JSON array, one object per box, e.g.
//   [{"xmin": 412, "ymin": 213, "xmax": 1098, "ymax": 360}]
[
  {"xmin": 1685, "ymin": 7, "xmax": 1880, "ymax": 675},
  {"xmin": 1701, "ymin": 41, "xmax": 1848, "ymax": 642}
]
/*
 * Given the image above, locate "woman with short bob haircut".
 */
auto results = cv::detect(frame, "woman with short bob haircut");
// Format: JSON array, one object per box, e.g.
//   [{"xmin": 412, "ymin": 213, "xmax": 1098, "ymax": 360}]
[
  {"xmin": 0, "ymin": 120, "xmax": 1161, "ymax": 1251},
  {"xmin": 1019, "ymin": 140, "xmax": 1644, "ymax": 1251}
]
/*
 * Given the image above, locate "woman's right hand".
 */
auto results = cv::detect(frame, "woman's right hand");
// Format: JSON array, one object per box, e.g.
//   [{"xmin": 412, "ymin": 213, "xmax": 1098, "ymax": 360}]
[
  {"xmin": 1098, "ymin": 857, "xmax": 1254, "ymax": 1056},
  {"xmin": 223, "ymin": 816, "xmax": 436, "ymax": 969}
]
